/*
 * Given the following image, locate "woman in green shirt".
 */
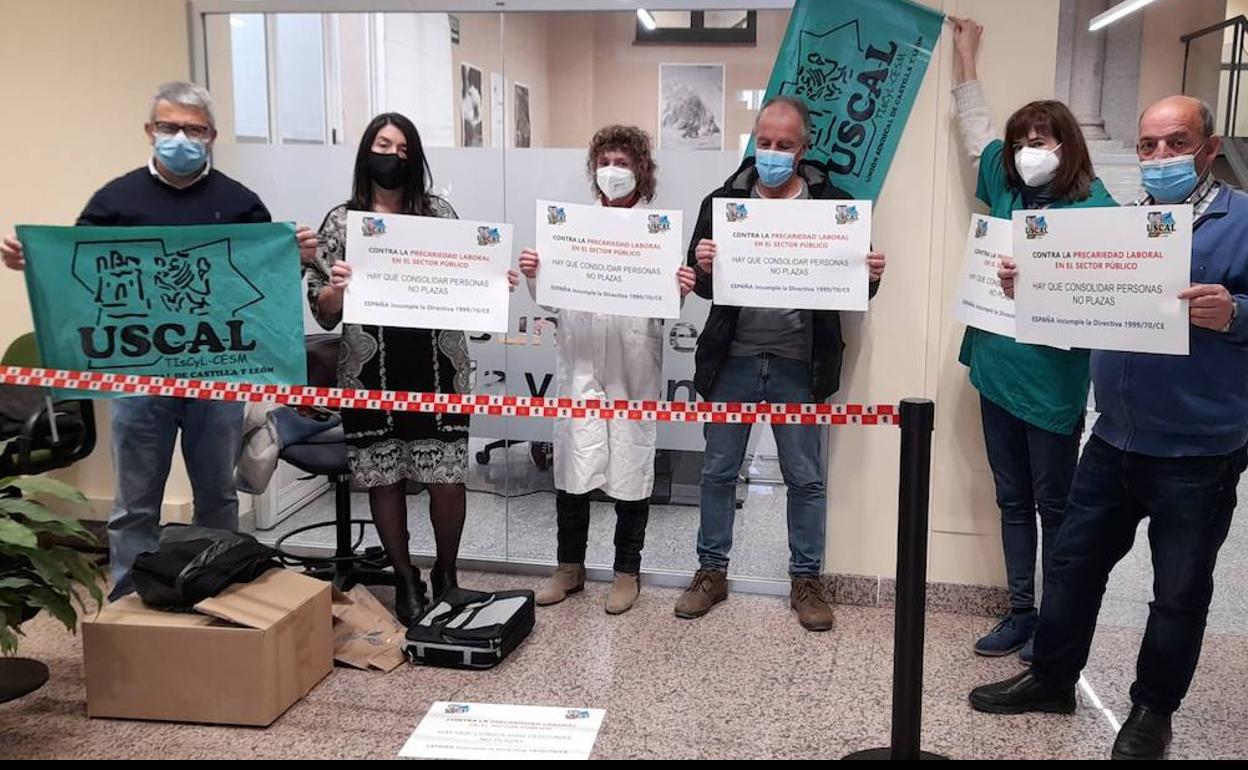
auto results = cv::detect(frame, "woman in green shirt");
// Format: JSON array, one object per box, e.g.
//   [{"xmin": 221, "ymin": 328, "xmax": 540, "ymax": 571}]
[{"xmin": 950, "ymin": 17, "xmax": 1118, "ymax": 662}]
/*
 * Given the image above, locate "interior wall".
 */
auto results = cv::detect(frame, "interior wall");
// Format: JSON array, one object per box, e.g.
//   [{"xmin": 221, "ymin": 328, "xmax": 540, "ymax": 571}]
[
  {"xmin": 1138, "ymin": 0, "xmax": 1228, "ymax": 117},
  {"xmin": 546, "ymin": 14, "xmax": 598, "ymax": 149},
  {"xmin": 915, "ymin": 0, "xmax": 1063, "ymax": 587},
  {"xmin": 452, "ymin": 13, "xmax": 501, "ymax": 148},
  {"xmin": 501, "ymin": 13, "xmax": 551, "ymax": 149},
  {"xmin": 0, "ymin": 0, "xmax": 197, "ymax": 516},
  {"xmin": 586, "ymin": 11, "xmax": 788, "ymax": 152},
  {"xmin": 1102, "ymin": 8, "xmax": 1144, "ymax": 144}
]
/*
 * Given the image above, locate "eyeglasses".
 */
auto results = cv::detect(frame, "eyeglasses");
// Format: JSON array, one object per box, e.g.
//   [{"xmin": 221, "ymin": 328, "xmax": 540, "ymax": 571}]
[
  {"xmin": 1136, "ymin": 134, "xmax": 1201, "ymax": 158},
  {"xmin": 152, "ymin": 121, "xmax": 214, "ymax": 141}
]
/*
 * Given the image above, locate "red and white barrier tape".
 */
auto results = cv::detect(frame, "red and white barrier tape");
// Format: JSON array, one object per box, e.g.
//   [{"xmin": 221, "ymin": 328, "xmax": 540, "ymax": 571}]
[{"xmin": 0, "ymin": 366, "xmax": 900, "ymax": 426}]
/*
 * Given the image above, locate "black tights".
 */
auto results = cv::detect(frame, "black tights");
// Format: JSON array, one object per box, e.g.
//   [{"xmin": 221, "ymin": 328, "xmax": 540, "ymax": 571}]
[{"xmin": 368, "ymin": 481, "xmax": 466, "ymax": 579}]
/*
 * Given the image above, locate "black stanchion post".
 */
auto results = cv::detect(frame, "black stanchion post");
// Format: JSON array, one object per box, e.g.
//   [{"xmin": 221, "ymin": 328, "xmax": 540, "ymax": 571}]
[{"xmin": 845, "ymin": 398, "xmax": 945, "ymax": 761}]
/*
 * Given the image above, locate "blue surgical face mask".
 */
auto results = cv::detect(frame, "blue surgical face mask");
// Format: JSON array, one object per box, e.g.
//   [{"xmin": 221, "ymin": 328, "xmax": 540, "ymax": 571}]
[
  {"xmin": 1140, "ymin": 147, "xmax": 1204, "ymax": 203},
  {"xmin": 154, "ymin": 132, "xmax": 209, "ymax": 177},
  {"xmin": 755, "ymin": 149, "xmax": 796, "ymax": 188}
]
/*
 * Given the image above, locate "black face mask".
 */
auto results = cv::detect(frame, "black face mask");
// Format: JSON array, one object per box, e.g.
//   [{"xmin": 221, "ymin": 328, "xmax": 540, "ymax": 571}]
[{"xmin": 367, "ymin": 152, "xmax": 407, "ymax": 190}]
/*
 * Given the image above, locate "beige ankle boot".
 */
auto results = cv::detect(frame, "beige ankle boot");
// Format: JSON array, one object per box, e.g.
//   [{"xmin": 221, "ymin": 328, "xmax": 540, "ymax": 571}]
[
  {"xmin": 605, "ymin": 573, "xmax": 640, "ymax": 615},
  {"xmin": 535, "ymin": 563, "xmax": 585, "ymax": 606}
]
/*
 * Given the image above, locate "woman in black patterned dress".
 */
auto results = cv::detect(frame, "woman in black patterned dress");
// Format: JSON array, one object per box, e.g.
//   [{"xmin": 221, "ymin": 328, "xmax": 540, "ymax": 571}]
[{"xmin": 306, "ymin": 113, "xmax": 516, "ymax": 624}]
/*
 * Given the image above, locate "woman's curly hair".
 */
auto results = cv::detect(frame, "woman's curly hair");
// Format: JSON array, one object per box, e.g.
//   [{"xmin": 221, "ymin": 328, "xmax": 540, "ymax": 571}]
[{"xmin": 586, "ymin": 125, "xmax": 657, "ymax": 203}]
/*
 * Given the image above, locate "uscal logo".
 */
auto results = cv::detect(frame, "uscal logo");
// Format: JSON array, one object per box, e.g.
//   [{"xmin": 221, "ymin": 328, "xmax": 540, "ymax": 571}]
[
  {"xmin": 1146, "ymin": 210, "xmax": 1177, "ymax": 238},
  {"xmin": 476, "ymin": 226, "xmax": 502, "ymax": 246}
]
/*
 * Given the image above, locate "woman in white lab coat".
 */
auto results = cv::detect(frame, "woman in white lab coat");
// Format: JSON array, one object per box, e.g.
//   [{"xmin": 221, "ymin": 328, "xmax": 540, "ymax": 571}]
[{"xmin": 520, "ymin": 125, "xmax": 695, "ymax": 615}]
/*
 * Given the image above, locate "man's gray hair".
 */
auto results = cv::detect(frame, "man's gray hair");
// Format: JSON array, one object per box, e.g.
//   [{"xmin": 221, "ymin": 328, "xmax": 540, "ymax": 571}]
[
  {"xmin": 1197, "ymin": 99, "xmax": 1216, "ymax": 138},
  {"xmin": 756, "ymin": 95, "xmax": 812, "ymax": 146},
  {"xmin": 150, "ymin": 81, "xmax": 216, "ymax": 126}
]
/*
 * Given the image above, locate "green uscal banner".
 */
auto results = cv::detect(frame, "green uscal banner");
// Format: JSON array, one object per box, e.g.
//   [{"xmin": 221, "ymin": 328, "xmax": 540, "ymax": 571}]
[
  {"xmin": 755, "ymin": 0, "xmax": 945, "ymax": 200},
  {"xmin": 18, "ymin": 222, "xmax": 307, "ymax": 391}
]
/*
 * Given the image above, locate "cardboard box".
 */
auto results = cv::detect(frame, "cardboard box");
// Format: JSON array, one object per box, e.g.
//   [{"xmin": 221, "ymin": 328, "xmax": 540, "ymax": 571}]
[
  {"xmin": 332, "ymin": 585, "xmax": 408, "ymax": 673},
  {"xmin": 83, "ymin": 568, "xmax": 333, "ymax": 726}
]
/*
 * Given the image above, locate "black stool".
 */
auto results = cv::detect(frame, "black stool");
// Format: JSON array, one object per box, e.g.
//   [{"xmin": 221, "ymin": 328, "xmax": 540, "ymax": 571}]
[
  {"xmin": 269, "ymin": 334, "xmax": 398, "ymax": 591},
  {"xmin": 271, "ymin": 421, "xmax": 398, "ymax": 591}
]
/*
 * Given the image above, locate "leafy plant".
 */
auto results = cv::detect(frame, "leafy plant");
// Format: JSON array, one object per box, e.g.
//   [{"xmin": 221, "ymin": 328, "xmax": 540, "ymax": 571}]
[{"xmin": 0, "ymin": 475, "xmax": 104, "ymax": 655}]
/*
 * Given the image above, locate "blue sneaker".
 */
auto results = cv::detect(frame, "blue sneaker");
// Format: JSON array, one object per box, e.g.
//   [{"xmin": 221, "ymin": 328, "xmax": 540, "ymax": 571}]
[
  {"xmin": 1019, "ymin": 635, "xmax": 1035, "ymax": 664},
  {"xmin": 974, "ymin": 611, "xmax": 1038, "ymax": 657}
]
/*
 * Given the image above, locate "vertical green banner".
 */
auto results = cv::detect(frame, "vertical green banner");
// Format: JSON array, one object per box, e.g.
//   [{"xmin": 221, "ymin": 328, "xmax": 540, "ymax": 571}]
[
  {"xmin": 18, "ymin": 222, "xmax": 307, "ymax": 390},
  {"xmin": 755, "ymin": 0, "xmax": 945, "ymax": 200}
]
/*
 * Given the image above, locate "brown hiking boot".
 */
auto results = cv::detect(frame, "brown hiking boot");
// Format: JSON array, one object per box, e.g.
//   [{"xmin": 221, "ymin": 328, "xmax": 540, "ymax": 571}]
[
  {"xmin": 791, "ymin": 576, "xmax": 835, "ymax": 632},
  {"xmin": 605, "ymin": 572, "xmax": 640, "ymax": 615},
  {"xmin": 674, "ymin": 568, "xmax": 728, "ymax": 619},
  {"xmin": 535, "ymin": 563, "xmax": 585, "ymax": 606}
]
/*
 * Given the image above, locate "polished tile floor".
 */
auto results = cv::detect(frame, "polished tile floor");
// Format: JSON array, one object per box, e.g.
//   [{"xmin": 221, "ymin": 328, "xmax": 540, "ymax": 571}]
[{"xmin": 3, "ymin": 565, "xmax": 1246, "ymax": 759}]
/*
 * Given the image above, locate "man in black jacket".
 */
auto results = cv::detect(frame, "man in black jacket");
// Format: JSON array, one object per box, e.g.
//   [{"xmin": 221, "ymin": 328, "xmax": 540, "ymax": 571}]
[{"xmin": 674, "ymin": 96, "xmax": 886, "ymax": 631}]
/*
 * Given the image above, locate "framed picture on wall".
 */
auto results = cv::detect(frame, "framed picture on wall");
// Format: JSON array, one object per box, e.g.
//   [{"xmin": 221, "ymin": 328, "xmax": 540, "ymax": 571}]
[
  {"xmin": 491, "ymin": 72, "xmax": 505, "ymax": 149},
  {"xmin": 658, "ymin": 63, "xmax": 725, "ymax": 151},
  {"xmin": 461, "ymin": 62, "xmax": 484, "ymax": 148},
  {"xmin": 514, "ymin": 82, "xmax": 531, "ymax": 149}
]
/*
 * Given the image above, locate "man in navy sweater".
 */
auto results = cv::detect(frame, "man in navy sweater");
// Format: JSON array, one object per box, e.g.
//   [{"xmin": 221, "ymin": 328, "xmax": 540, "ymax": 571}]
[
  {"xmin": 971, "ymin": 95, "xmax": 1248, "ymax": 761},
  {"xmin": 2, "ymin": 82, "xmax": 316, "ymax": 599}
]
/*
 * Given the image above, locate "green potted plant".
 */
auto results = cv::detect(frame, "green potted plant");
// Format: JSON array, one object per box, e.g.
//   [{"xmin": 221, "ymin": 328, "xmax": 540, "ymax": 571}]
[{"xmin": 0, "ymin": 474, "xmax": 104, "ymax": 703}]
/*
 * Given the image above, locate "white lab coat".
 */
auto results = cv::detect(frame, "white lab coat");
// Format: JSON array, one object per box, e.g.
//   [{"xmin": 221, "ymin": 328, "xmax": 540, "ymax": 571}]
[{"xmin": 526, "ymin": 215, "xmax": 667, "ymax": 501}]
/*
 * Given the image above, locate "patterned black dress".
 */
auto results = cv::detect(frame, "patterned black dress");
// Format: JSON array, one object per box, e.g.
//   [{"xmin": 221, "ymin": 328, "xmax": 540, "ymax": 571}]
[{"xmin": 305, "ymin": 201, "xmax": 470, "ymax": 487}]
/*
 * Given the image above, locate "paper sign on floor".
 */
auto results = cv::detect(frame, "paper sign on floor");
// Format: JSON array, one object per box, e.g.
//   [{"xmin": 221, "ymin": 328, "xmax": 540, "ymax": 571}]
[{"xmin": 399, "ymin": 702, "xmax": 605, "ymax": 760}]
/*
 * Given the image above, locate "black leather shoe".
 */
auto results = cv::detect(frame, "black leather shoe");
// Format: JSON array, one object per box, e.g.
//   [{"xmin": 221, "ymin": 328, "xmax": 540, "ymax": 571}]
[
  {"xmin": 1111, "ymin": 705, "xmax": 1171, "ymax": 761},
  {"xmin": 969, "ymin": 671, "xmax": 1077, "ymax": 715},
  {"xmin": 431, "ymin": 563, "xmax": 458, "ymax": 600},
  {"xmin": 394, "ymin": 569, "xmax": 429, "ymax": 626}
]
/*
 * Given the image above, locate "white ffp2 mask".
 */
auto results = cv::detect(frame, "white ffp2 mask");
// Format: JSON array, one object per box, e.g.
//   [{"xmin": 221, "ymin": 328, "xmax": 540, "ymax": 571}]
[
  {"xmin": 596, "ymin": 166, "xmax": 637, "ymax": 201},
  {"xmin": 1014, "ymin": 144, "xmax": 1062, "ymax": 187}
]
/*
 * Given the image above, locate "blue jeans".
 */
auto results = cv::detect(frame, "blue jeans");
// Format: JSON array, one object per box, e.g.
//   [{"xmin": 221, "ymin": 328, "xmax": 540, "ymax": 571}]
[
  {"xmin": 107, "ymin": 397, "xmax": 245, "ymax": 600},
  {"xmin": 1032, "ymin": 434, "xmax": 1248, "ymax": 714},
  {"xmin": 698, "ymin": 354, "xmax": 826, "ymax": 577},
  {"xmin": 979, "ymin": 395, "xmax": 1082, "ymax": 611}
]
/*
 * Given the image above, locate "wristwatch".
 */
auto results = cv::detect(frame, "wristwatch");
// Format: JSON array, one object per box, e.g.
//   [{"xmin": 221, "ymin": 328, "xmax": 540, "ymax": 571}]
[{"xmin": 1221, "ymin": 299, "xmax": 1239, "ymax": 334}]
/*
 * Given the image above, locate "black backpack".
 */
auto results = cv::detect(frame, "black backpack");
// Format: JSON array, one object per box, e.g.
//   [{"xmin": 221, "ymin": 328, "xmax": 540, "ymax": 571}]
[
  {"xmin": 131, "ymin": 525, "xmax": 281, "ymax": 610},
  {"xmin": 403, "ymin": 587, "xmax": 535, "ymax": 670}
]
